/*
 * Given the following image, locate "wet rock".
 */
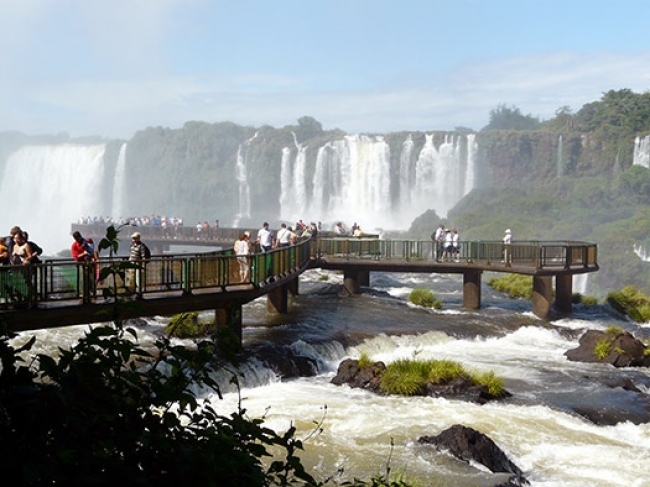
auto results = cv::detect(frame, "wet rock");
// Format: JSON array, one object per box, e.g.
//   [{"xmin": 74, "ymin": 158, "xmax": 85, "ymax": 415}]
[
  {"xmin": 330, "ymin": 358, "xmax": 385, "ymax": 390},
  {"xmin": 565, "ymin": 330, "xmax": 650, "ymax": 367},
  {"xmin": 418, "ymin": 424, "xmax": 528, "ymax": 486}
]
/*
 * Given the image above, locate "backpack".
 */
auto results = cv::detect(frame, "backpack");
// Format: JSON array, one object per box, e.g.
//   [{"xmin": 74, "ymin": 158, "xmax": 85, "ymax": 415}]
[{"xmin": 142, "ymin": 243, "xmax": 151, "ymax": 260}]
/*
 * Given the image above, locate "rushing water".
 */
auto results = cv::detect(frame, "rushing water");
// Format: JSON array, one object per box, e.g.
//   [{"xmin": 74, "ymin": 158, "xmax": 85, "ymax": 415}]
[{"xmin": 12, "ymin": 269, "xmax": 650, "ymax": 487}]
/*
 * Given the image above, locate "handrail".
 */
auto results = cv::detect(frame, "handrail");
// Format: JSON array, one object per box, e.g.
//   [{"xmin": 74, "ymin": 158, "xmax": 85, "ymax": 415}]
[
  {"xmin": 0, "ymin": 236, "xmax": 598, "ymax": 310},
  {"xmin": 0, "ymin": 238, "xmax": 313, "ymax": 309}
]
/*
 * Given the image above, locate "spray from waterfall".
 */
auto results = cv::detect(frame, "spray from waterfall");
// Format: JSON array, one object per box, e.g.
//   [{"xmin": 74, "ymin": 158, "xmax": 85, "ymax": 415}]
[
  {"xmin": 232, "ymin": 132, "xmax": 258, "ymax": 227},
  {"xmin": 111, "ymin": 143, "xmax": 127, "ymax": 219}
]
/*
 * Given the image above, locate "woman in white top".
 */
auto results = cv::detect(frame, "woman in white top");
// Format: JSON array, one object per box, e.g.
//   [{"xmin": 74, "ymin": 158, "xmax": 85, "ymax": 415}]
[{"xmin": 234, "ymin": 233, "xmax": 250, "ymax": 282}]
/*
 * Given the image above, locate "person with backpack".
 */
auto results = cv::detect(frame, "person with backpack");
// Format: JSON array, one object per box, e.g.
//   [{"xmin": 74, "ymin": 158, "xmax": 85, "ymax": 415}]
[{"xmin": 127, "ymin": 232, "xmax": 149, "ymax": 298}]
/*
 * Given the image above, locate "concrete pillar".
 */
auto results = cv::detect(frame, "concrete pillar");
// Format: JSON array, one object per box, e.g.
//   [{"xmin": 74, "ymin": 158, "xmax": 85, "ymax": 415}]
[
  {"xmin": 267, "ymin": 284, "xmax": 288, "ymax": 313},
  {"xmin": 287, "ymin": 276, "xmax": 299, "ymax": 297},
  {"xmin": 215, "ymin": 305, "xmax": 242, "ymax": 353},
  {"xmin": 532, "ymin": 276, "xmax": 553, "ymax": 320},
  {"xmin": 462, "ymin": 270, "xmax": 482, "ymax": 309},
  {"xmin": 358, "ymin": 270, "xmax": 370, "ymax": 287},
  {"xmin": 555, "ymin": 274, "xmax": 573, "ymax": 314},
  {"xmin": 343, "ymin": 269, "xmax": 361, "ymax": 296}
]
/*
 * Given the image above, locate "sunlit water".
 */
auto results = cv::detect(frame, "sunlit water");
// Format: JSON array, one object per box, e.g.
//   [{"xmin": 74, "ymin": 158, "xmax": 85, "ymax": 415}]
[{"xmin": 12, "ymin": 270, "xmax": 650, "ymax": 487}]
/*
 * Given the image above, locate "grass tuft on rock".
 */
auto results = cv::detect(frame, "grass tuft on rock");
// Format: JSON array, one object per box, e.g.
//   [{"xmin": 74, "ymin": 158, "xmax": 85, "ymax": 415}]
[
  {"xmin": 606, "ymin": 285, "xmax": 650, "ymax": 323},
  {"xmin": 165, "ymin": 311, "xmax": 214, "ymax": 338},
  {"xmin": 408, "ymin": 288, "xmax": 443, "ymax": 309},
  {"xmin": 487, "ymin": 274, "xmax": 533, "ymax": 299}
]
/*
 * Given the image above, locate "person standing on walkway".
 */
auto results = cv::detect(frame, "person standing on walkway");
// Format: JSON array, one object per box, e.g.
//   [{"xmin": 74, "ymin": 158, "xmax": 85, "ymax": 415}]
[
  {"xmin": 452, "ymin": 228, "xmax": 461, "ymax": 262},
  {"xmin": 503, "ymin": 228, "xmax": 512, "ymax": 266},
  {"xmin": 127, "ymin": 232, "xmax": 147, "ymax": 298},
  {"xmin": 432, "ymin": 223, "xmax": 445, "ymax": 262},
  {"xmin": 256, "ymin": 222, "xmax": 273, "ymax": 252},
  {"xmin": 234, "ymin": 233, "xmax": 250, "ymax": 282}
]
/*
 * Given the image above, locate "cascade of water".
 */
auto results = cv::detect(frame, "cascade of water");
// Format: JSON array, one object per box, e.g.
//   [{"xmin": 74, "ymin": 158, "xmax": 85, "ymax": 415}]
[
  {"xmin": 232, "ymin": 133, "xmax": 257, "ymax": 226},
  {"xmin": 573, "ymin": 273, "xmax": 589, "ymax": 295},
  {"xmin": 111, "ymin": 143, "xmax": 127, "ymax": 219},
  {"xmin": 398, "ymin": 134, "xmax": 415, "ymax": 208},
  {"xmin": 412, "ymin": 134, "xmax": 465, "ymax": 219},
  {"xmin": 633, "ymin": 244, "xmax": 650, "ymax": 262},
  {"xmin": 0, "ymin": 144, "xmax": 107, "ymax": 253},
  {"xmin": 633, "ymin": 135, "xmax": 650, "ymax": 168},
  {"xmin": 556, "ymin": 135, "xmax": 564, "ymax": 177},
  {"xmin": 279, "ymin": 147, "xmax": 293, "ymax": 220},
  {"xmin": 292, "ymin": 133, "xmax": 308, "ymax": 221},
  {"xmin": 463, "ymin": 133, "xmax": 477, "ymax": 196}
]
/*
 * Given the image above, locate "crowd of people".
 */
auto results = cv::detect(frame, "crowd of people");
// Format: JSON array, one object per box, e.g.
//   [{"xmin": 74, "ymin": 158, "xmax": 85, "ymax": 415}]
[
  {"xmin": 1, "ymin": 226, "xmax": 43, "ymax": 266},
  {"xmin": 431, "ymin": 224, "xmax": 513, "ymax": 263}
]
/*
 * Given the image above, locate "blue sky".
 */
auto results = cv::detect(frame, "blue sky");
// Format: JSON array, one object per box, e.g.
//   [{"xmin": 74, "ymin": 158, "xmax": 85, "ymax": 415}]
[{"xmin": 2, "ymin": 0, "xmax": 650, "ymax": 139}]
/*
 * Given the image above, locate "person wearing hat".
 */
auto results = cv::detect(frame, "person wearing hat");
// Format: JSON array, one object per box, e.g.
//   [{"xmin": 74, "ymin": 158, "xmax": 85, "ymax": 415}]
[
  {"xmin": 127, "ymin": 231, "xmax": 147, "ymax": 298},
  {"xmin": 503, "ymin": 229, "xmax": 512, "ymax": 266}
]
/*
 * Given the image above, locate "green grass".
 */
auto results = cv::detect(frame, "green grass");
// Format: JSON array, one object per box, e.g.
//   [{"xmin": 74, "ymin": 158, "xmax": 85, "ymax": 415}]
[
  {"xmin": 408, "ymin": 288, "xmax": 443, "ymax": 309},
  {"xmin": 378, "ymin": 358, "xmax": 505, "ymax": 398},
  {"xmin": 487, "ymin": 274, "xmax": 533, "ymax": 299},
  {"xmin": 594, "ymin": 338, "xmax": 613, "ymax": 360},
  {"xmin": 165, "ymin": 311, "xmax": 211, "ymax": 338},
  {"xmin": 358, "ymin": 352, "xmax": 373, "ymax": 369},
  {"xmin": 606, "ymin": 285, "xmax": 650, "ymax": 323}
]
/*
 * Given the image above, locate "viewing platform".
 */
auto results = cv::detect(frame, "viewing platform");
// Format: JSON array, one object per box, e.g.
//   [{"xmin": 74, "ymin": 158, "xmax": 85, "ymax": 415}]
[{"xmin": 0, "ymin": 227, "xmax": 599, "ymax": 347}]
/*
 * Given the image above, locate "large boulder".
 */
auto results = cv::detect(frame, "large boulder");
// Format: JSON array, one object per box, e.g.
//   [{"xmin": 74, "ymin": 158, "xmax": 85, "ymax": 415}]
[
  {"xmin": 330, "ymin": 358, "xmax": 385, "ymax": 390},
  {"xmin": 418, "ymin": 424, "xmax": 528, "ymax": 486},
  {"xmin": 565, "ymin": 330, "xmax": 650, "ymax": 367}
]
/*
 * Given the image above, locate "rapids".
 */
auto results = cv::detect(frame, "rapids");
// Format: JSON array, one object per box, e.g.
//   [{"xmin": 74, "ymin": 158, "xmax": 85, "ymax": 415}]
[{"xmin": 11, "ymin": 270, "xmax": 650, "ymax": 486}]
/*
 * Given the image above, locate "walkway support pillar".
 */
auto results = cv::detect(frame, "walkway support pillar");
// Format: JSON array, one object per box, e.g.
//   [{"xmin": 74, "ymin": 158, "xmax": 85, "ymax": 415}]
[
  {"xmin": 532, "ymin": 276, "xmax": 553, "ymax": 320},
  {"xmin": 267, "ymin": 284, "xmax": 289, "ymax": 313},
  {"xmin": 555, "ymin": 274, "xmax": 573, "ymax": 314},
  {"xmin": 463, "ymin": 270, "xmax": 482, "ymax": 310},
  {"xmin": 343, "ymin": 269, "xmax": 361, "ymax": 296},
  {"xmin": 215, "ymin": 305, "xmax": 242, "ymax": 353},
  {"xmin": 287, "ymin": 276, "xmax": 299, "ymax": 297},
  {"xmin": 358, "ymin": 270, "xmax": 370, "ymax": 287}
]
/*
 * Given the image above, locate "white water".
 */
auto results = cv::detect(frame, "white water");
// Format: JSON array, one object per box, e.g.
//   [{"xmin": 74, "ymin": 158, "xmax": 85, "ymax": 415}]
[
  {"xmin": 111, "ymin": 143, "xmax": 128, "ymax": 219},
  {"xmin": 10, "ymin": 270, "xmax": 650, "ymax": 486},
  {"xmin": 232, "ymin": 133, "xmax": 257, "ymax": 226},
  {"xmin": 633, "ymin": 135, "xmax": 650, "ymax": 168},
  {"xmin": 634, "ymin": 244, "xmax": 650, "ymax": 262},
  {"xmin": 280, "ymin": 133, "xmax": 476, "ymax": 232},
  {"xmin": 0, "ymin": 144, "xmax": 107, "ymax": 254}
]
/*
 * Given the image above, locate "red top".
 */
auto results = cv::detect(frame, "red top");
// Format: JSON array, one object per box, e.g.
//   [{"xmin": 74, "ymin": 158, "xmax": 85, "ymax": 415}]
[{"xmin": 71, "ymin": 240, "xmax": 87, "ymax": 262}]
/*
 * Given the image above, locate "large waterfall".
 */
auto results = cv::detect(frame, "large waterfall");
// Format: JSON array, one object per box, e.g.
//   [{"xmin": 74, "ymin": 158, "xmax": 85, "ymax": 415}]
[
  {"xmin": 0, "ymin": 144, "xmax": 108, "ymax": 254},
  {"xmin": 111, "ymin": 143, "xmax": 128, "ymax": 219},
  {"xmin": 232, "ymin": 133, "xmax": 257, "ymax": 226},
  {"xmin": 280, "ymin": 133, "xmax": 476, "ymax": 231},
  {"xmin": 633, "ymin": 135, "xmax": 650, "ymax": 168}
]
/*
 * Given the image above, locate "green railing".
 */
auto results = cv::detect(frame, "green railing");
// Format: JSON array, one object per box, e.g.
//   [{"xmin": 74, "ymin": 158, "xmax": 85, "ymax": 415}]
[
  {"xmin": 314, "ymin": 238, "xmax": 598, "ymax": 269},
  {"xmin": 0, "ymin": 239, "xmax": 313, "ymax": 309}
]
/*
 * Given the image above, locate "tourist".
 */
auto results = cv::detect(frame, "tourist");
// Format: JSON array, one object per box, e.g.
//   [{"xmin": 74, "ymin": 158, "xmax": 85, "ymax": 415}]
[
  {"xmin": 127, "ymin": 232, "xmax": 147, "ymax": 298},
  {"xmin": 234, "ymin": 233, "xmax": 250, "ymax": 282},
  {"xmin": 256, "ymin": 222, "xmax": 273, "ymax": 252},
  {"xmin": 452, "ymin": 228, "xmax": 461, "ymax": 262},
  {"xmin": 503, "ymin": 229, "xmax": 512, "ymax": 266},
  {"xmin": 432, "ymin": 223, "xmax": 445, "ymax": 262},
  {"xmin": 441, "ymin": 229, "xmax": 454, "ymax": 262},
  {"xmin": 71, "ymin": 231, "xmax": 93, "ymax": 262},
  {"xmin": 276, "ymin": 223, "xmax": 290, "ymax": 248},
  {"xmin": 11, "ymin": 231, "xmax": 35, "ymax": 265}
]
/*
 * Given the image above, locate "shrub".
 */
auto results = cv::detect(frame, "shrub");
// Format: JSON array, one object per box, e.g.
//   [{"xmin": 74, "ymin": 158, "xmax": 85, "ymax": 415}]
[
  {"xmin": 572, "ymin": 293, "xmax": 599, "ymax": 305},
  {"xmin": 358, "ymin": 351, "xmax": 373, "ymax": 369},
  {"xmin": 165, "ymin": 311, "xmax": 213, "ymax": 338},
  {"xmin": 379, "ymin": 358, "xmax": 504, "ymax": 398},
  {"xmin": 594, "ymin": 337, "xmax": 614, "ymax": 360},
  {"xmin": 605, "ymin": 325, "xmax": 624, "ymax": 335},
  {"xmin": 487, "ymin": 274, "xmax": 533, "ymax": 299},
  {"xmin": 408, "ymin": 288, "xmax": 443, "ymax": 309},
  {"xmin": 606, "ymin": 285, "xmax": 650, "ymax": 323}
]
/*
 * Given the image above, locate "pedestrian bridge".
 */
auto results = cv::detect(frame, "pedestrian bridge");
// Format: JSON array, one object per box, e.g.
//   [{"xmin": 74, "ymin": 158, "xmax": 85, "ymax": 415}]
[{"xmin": 0, "ymin": 231, "xmax": 599, "ymax": 347}]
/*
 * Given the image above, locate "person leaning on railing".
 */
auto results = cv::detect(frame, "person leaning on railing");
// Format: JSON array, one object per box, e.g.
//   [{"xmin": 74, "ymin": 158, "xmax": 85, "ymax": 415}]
[{"xmin": 503, "ymin": 229, "xmax": 512, "ymax": 266}]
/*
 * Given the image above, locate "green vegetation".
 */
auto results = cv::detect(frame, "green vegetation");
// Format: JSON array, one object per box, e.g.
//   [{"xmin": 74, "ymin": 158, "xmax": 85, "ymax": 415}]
[
  {"xmin": 379, "ymin": 358, "xmax": 505, "ymax": 398},
  {"xmin": 408, "ymin": 288, "xmax": 443, "ymax": 309},
  {"xmin": 0, "ymin": 225, "xmax": 419, "ymax": 487},
  {"xmin": 605, "ymin": 325, "xmax": 624, "ymax": 335},
  {"xmin": 606, "ymin": 285, "xmax": 650, "ymax": 323},
  {"xmin": 358, "ymin": 351, "xmax": 373, "ymax": 369},
  {"xmin": 572, "ymin": 293, "xmax": 599, "ymax": 305},
  {"xmin": 166, "ymin": 311, "xmax": 215, "ymax": 338},
  {"xmin": 594, "ymin": 337, "xmax": 614, "ymax": 360},
  {"xmin": 487, "ymin": 274, "xmax": 533, "ymax": 299}
]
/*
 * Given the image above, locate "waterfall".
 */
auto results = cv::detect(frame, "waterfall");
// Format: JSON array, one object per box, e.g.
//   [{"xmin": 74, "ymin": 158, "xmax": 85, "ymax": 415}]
[
  {"xmin": 398, "ymin": 135, "xmax": 415, "ymax": 207},
  {"xmin": 283, "ymin": 133, "xmax": 476, "ymax": 231},
  {"xmin": 111, "ymin": 143, "xmax": 127, "ymax": 219},
  {"xmin": 573, "ymin": 274, "xmax": 589, "ymax": 295},
  {"xmin": 633, "ymin": 244, "xmax": 650, "ymax": 262},
  {"xmin": 0, "ymin": 144, "xmax": 107, "ymax": 253},
  {"xmin": 463, "ymin": 133, "xmax": 477, "ymax": 196},
  {"xmin": 232, "ymin": 133, "xmax": 257, "ymax": 227},
  {"xmin": 633, "ymin": 135, "xmax": 650, "ymax": 168},
  {"xmin": 556, "ymin": 135, "xmax": 563, "ymax": 178}
]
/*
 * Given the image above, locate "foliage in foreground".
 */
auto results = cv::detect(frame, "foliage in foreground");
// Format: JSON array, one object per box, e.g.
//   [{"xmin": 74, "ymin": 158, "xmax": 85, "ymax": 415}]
[
  {"xmin": 407, "ymin": 288, "xmax": 443, "ymax": 309},
  {"xmin": 166, "ymin": 311, "xmax": 216, "ymax": 338},
  {"xmin": 487, "ymin": 274, "xmax": 533, "ymax": 299},
  {"xmin": 606, "ymin": 285, "xmax": 650, "ymax": 323},
  {"xmin": 379, "ymin": 358, "xmax": 505, "ymax": 398}
]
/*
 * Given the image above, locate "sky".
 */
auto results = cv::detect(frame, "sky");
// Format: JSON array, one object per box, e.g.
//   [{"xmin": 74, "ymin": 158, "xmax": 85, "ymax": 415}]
[{"xmin": 2, "ymin": 0, "xmax": 650, "ymax": 139}]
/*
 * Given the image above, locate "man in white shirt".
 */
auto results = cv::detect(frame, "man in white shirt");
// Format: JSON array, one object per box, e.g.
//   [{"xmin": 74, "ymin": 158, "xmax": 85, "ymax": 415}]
[
  {"xmin": 276, "ymin": 223, "xmax": 291, "ymax": 248},
  {"xmin": 256, "ymin": 222, "xmax": 273, "ymax": 252}
]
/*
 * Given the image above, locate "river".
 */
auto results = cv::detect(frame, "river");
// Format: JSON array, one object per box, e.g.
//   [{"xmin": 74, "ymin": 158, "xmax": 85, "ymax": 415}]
[{"xmin": 13, "ymin": 269, "xmax": 650, "ymax": 487}]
